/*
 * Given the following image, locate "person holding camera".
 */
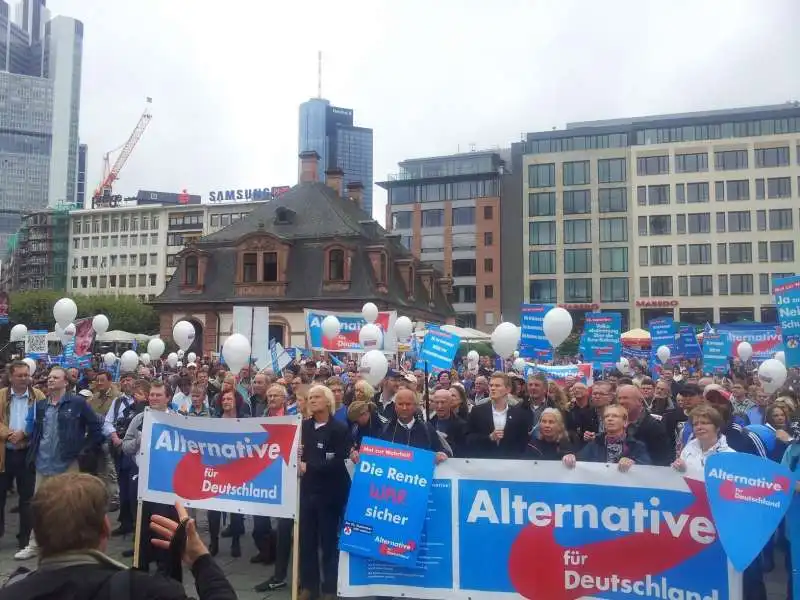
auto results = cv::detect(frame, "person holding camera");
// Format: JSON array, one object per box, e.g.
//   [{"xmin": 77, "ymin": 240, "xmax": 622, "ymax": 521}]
[{"xmin": 0, "ymin": 472, "xmax": 236, "ymax": 600}]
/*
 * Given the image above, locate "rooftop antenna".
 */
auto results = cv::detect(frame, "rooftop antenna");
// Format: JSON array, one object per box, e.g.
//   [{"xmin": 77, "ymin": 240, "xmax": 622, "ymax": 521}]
[{"xmin": 317, "ymin": 51, "xmax": 322, "ymax": 98}]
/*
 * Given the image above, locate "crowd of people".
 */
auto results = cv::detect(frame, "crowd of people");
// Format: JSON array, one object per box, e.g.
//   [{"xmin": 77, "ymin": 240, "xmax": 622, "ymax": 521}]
[{"xmin": 0, "ymin": 351, "xmax": 796, "ymax": 600}]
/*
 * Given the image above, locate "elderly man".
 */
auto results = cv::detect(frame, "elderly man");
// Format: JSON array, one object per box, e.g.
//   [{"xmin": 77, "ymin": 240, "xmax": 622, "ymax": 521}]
[
  {"xmin": 429, "ymin": 388, "xmax": 465, "ymax": 457},
  {"xmin": 617, "ymin": 384, "xmax": 671, "ymax": 466},
  {"xmin": 472, "ymin": 376, "xmax": 490, "ymax": 406}
]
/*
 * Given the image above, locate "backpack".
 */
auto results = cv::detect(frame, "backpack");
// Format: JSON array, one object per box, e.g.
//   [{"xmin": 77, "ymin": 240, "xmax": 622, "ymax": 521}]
[{"xmin": 2, "ymin": 567, "xmax": 130, "ymax": 600}]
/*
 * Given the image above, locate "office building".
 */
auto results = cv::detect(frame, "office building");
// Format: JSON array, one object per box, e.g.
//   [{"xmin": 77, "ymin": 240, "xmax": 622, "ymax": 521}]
[
  {"xmin": 76, "ymin": 142, "xmax": 87, "ymax": 207},
  {"xmin": 379, "ymin": 151, "xmax": 504, "ymax": 331},
  {"xmin": 298, "ymin": 97, "xmax": 374, "ymax": 215},
  {"xmin": 5, "ymin": 206, "xmax": 69, "ymax": 290},
  {"xmin": 513, "ymin": 103, "xmax": 800, "ymax": 329},
  {"xmin": 67, "ymin": 200, "xmax": 267, "ymax": 300}
]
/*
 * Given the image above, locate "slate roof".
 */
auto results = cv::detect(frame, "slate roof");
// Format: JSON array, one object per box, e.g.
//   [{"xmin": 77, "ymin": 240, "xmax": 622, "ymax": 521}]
[{"xmin": 152, "ymin": 182, "xmax": 454, "ymax": 319}]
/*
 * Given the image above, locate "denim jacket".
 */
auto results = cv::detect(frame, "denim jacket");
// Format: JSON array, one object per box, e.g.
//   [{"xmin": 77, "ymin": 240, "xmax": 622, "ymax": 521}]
[{"xmin": 25, "ymin": 394, "xmax": 104, "ymax": 468}]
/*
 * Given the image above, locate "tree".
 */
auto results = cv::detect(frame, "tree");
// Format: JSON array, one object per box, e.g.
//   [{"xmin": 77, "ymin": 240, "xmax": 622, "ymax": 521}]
[{"xmin": 9, "ymin": 291, "xmax": 159, "ymax": 334}]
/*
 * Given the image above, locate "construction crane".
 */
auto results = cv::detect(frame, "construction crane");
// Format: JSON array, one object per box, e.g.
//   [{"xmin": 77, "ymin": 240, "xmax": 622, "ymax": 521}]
[{"xmin": 92, "ymin": 98, "xmax": 153, "ymax": 208}]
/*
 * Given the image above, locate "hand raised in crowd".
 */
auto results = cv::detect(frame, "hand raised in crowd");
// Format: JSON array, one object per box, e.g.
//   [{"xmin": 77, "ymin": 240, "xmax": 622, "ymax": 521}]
[
  {"xmin": 617, "ymin": 457, "xmax": 634, "ymax": 473},
  {"xmin": 562, "ymin": 454, "xmax": 577, "ymax": 469},
  {"xmin": 671, "ymin": 458, "xmax": 687, "ymax": 472},
  {"xmin": 583, "ymin": 431, "xmax": 595, "ymax": 442},
  {"xmin": 150, "ymin": 502, "xmax": 209, "ymax": 567}
]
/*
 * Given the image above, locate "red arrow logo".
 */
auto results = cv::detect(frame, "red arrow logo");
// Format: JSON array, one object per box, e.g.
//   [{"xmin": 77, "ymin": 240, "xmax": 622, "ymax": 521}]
[
  {"xmin": 172, "ymin": 424, "xmax": 296, "ymax": 500},
  {"xmin": 508, "ymin": 478, "xmax": 715, "ymax": 600}
]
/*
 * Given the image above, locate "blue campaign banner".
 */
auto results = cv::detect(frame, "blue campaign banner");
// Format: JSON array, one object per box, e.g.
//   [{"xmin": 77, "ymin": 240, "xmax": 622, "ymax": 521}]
[
  {"xmin": 304, "ymin": 308, "xmax": 398, "ymax": 353},
  {"xmin": 621, "ymin": 346, "xmax": 650, "ymax": 362},
  {"xmin": 705, "ymin": 452, "xmax": 794, "ymax": 572},
  {"xmin": 138, "ymin": 411, "xmax": 301, "ymax": 518},
  {"xmin": 774, "ymin": 275, "xmax": 800, "ymax": 367},
  {"xmin": 703, "ymin": 332, "xmax": 730, "ymax": 375},
  {"xmin": 787, "ymin": 497, "xmax": 800, "ymax": 600},
  {"xmin": 339, "ymin": 460, "xmax": 740, "ymax": 599},
  {"xmin": 649, "ymin": 316, "xmax": 676, "ymax": 368},
  {"xmin": 523, "ymin": 363, "xmax": 592, "ymax": 387},
  {"xmin": 340, "ymin": 438, "xmax": 435, "ymax": 567},
  {"xmin": 417, "ymin": 328, "xmax": 461, "ymax": 372},
  {"xmin": 580, "ymin": 312, "xmax": 621, "ymax": 368},
  {"xmin": 675, "ymin": 326, "xmax": 702, "ymax": 359},
  {"xmin": 520, "ymin": 304, "xmax": 554, "ymax": 361},
  {"xmin": 716, "ymin": 323, "xmax": 783, "ymax": 362}
]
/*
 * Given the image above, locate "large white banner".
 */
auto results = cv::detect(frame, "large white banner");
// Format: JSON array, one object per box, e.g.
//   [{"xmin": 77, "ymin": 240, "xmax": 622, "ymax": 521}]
[
  {"xmin": 338, "ymin": 459, "xmax": 741, "ymax": 600},
  {"xmin": 137, "ymin": 411, "xmax": 301, "ymax": 518}
]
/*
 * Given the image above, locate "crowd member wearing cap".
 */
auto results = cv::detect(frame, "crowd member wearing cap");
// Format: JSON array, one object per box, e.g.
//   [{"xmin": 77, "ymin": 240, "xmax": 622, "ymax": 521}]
[{"xmin": 373, "ymin": 370, "xmax": 402, "ymax": 424}]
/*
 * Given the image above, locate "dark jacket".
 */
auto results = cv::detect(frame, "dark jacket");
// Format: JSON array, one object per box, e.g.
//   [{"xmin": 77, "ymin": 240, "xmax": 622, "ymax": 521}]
[
  {"xmin": 661, "ymin": 408, "xmax": 688, "ymax": 462},
  {"xmin": 301, "ymin": 416, "xmax": 352, "ymax": 506},
  {"xmin": 577, "ymin": 433, "xmax": 651, "ymax": 465},
  {"xmin": 0, "ymin": 553, "xmax": 235, "ymax": 600},
  {"xmin": 465, "ymin": 401, "xmax": 530, "ymax": 458},
  {"xmin": 349, "ymin": 412, "xmax": 384, "ymax": 449},
  {"xmin": 372, "ymin": 392, "xmax": 397, "ymax": 424},
  {"xmin": 626, "ymin": 412, "xmax": 671, "ymax": 466},
  {"xmin": 380, "ymin": 418, "xmax": 445, "ymax": 454},
  {"xmin": 430, "ymin": 414, "xmax": 467, "ymax": 457},
  {"xmin": 25, "ymin": 394, "xmax": 104, "ymax": 469},
  {"xmin": 566, "ymin": 403, "xmax": 599, "ymax": 444},
  {"xmin": 525, "ymin": 436, "xmax": 574, "ymax": 460}
]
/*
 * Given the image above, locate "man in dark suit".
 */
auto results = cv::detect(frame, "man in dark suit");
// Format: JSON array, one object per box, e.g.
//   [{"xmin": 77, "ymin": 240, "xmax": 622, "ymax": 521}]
[
  {"xmin": 465, "ymin": 372, "xmax": 530, "ymax": 458},
  {"xmin": 617, "ymin": 384, "xmax": 671, "ymax": 466}
]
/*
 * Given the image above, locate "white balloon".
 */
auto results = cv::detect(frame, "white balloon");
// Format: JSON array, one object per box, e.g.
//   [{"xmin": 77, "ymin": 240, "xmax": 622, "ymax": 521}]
[
  {"xmin": 359, "ymin": 349, "xmax": 389, "ymax": 387},
  {"xmin": 542, "ymin": 307, "xmax": 573, "ymax": 348},
  {"xmin": 491, "ymin": 322, "xmax": 520, "ymax": 358},
  {"xmin": 758, "ymin": 358, "xmax": 788, "ymax": 393},
  {"xmin": 467, "ymin": 350, "xmax": 480, "ymax": 364},
  {"xmin": 222, "ymin": 333, "xmax": 251, "ymax": 373},
  {"xmin": 394, "ymin": 316, "xmax": 413, "ymax": 340},
  {"xmin": 120, "ymin": 350, "xmax": 139, "ymax": 373},
  {"xmin": 615, "ymin": 357, "xmax": 630, "ymax": 372},
  {"xmin": 359, "ymin": 323, "xmax": 384, "ymax": 350},
  {"xmin": 92, "ymin": 314, "xmax": 109, "ymax": 335},
  {"xmin": 775, "ymin": 351, "xmax": 786, "ymax": 365},
  {"xmin": 103, "ymin": 352, "xmax": 117, "ymax": 366},
  {"xmin": 187, "ymin": 352, "xmax": 197, "ymax": 363},
  {"xmin": 656, "ymin": 345, "xmax": 671, "ymax": 364},
  {"xmin": 140, "ymin": 353, "xmax": 151, "ymax": 365},
  {"xmin": 10, "ymin": 324, "xmax": 27, "ymax": 342},
  {"xmin": 512, "ymin": 357, "xmax": 526, "ymax": 372},
  {"xmin": 177, "ymin": 349, "xmax": 185, "ymax": 359},
  {"xmin": 53, "ymin": 297, "xmax": 77, "ymax": 328},
  {"xmin": 166, "ymin": 352, "xmax": 178, "ymax": 368},
  {"xmin": 321, "ymin": 315, "xmax": 341, "ymax": 339},
  {"xmin": 172, "ymin": 320, "xmax": 196, "ymax": 351},
  {"xmin": 737, "ymin": 341, "xmax": 753, "ymax": 362},
  {"xmin": 513, "ymin": 350, "xmax": 520, "ymax": 358},
  {"xmin": 362, "ymin": 302, "xmax": 379, "ymax": 324},
  {"xmin": 147, "ymin": 338, "xmax": 165, "ymax": 359},
  {"xmin": 22, "ymin": 357, "xmax": 36, "ymax": 375}
]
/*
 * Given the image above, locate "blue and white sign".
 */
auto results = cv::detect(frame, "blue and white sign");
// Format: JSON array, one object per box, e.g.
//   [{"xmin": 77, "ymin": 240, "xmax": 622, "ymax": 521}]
[
  {"xmin": 24, "ymin": 330, "xmax": 48, "ymax": 358},
  {"xmin": 705, "ymin": 452, "xmax": 794, "ymax": 571},
  {"xmin": 339, "ymin": 460, "xmax": 741, "ymax": 599},
  {"xmin": 138, "ymin": 411, "xmax": 301, "ymax": 518},
  {"xmin": 341, "ymin": 438, "xmax": 435, "ymax": 566},
  {"xmin": 774, "ymin": 275, "xmax": 800, "ymax": 367},
  {"xmin": 520, "ymin": 304, "xmax": 554, "ymax": 361},
  {"xmin": 675, "ymin": 325, "xmax": 702, "ymax": 359},
  {"xmin": 703, "ymin": 332, "xmax": 730, "ymax": 375},
  {"xmin": 418, "ymin": 328, "xmax": 461, "ymax": 372},
  {"xmin": 580, "ymin": 312, "xmax": 621, "ymax": 368},
  {"xmin": 649, "ymin": 316, "xmax": 676, "ymax": 367}
]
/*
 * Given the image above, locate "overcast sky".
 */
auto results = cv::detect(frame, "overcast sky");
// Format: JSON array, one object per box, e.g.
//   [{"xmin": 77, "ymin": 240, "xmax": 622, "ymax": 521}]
[{"xmin": 47, "ymin": 0, "xmax": 800, "ymax": 223}]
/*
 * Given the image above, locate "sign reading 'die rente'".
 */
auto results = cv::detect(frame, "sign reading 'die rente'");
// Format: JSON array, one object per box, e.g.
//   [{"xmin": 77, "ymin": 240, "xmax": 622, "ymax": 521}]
[
  {"xmin": 138, "ymin": 411, "xmax": 301, "ymax": 518},
  {"xmin": 340, "ymin": 438, "xmax": 435, "ymax": 567}
]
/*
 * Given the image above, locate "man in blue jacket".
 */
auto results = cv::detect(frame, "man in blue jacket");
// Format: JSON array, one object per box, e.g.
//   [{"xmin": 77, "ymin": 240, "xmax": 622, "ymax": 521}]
[{"xmin": 14, "ymin": 366, "xmax": 103, "ymax": 560}]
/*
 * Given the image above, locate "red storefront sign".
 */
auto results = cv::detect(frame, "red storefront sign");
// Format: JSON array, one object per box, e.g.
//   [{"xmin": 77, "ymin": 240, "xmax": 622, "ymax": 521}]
[
  {"xmin": 635, "ymin": 299, "xmax": 679, "ymax": 307},
  {"xmin": 558, "ymin": 303, "xmax": 600, "ymax": 311}
]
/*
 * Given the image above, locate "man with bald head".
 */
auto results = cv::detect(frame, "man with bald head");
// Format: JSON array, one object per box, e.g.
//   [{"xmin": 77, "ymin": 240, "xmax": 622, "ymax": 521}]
[{"xmin": 617, "ymin": 384, "xmax": 671, "ymax": 466}]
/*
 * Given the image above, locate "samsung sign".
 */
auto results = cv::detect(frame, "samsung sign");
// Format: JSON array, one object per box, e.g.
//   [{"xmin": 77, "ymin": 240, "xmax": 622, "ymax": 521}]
[{"xmin": 207, "ymin": 186, "xmax": 290, "ymax": 203}]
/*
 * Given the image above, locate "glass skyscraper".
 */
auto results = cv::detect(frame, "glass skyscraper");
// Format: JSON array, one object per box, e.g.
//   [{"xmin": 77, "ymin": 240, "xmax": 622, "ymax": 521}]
[{"xmin": 298, "ymin": 97, "xmax": 374, "ymax": 216}]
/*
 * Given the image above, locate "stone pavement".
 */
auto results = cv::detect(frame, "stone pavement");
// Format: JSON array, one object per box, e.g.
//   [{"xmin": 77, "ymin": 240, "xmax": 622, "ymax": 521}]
[{"xmin": 0, "ymin": 499, "xmax": 793, "ymax": 599}]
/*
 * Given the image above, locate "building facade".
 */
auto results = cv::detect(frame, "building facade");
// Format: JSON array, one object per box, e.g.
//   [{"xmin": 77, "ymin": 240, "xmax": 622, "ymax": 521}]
[
  {"xmin": 517, "ymin": 103, "xmax": 800, "ymax": 330},
  {"xmin": 66, "ymin": 200, "xmax": 266, "ymax": 300},
  {"xmin": 76, "ymin": 142, "xmax": 87, "ymax": 207},
  {"xmin": 379, "ymin": 151, "xmax": 504, "ymax": 332},
  {"xmin": 5, "ymin": 207, "xmax": 69, "ymax": 291},
  {"xmin": 298, "ymin": 98, "xmax": 374, "ymax": 216}
]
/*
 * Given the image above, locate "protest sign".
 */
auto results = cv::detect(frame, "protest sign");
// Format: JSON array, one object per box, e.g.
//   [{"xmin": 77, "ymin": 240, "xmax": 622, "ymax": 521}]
[
  {"xmin": 703, "ymin": 332, "xmax": 730, "ymax": 375},
  {"xmin": 138, "ymin": 411, "xmax": 301, "ymax": 518},
  {"xmin": 675, "ymin": 325, "xmax": 702, "ymax": 359},
  {"xmin": 305, "ymin": 308, "xmax": 398, "ymax": 353},
  {"xmin": 648, "ymin": 316, "xmax": 675, "ymax": 368},
  {"xmin": 716, "ymin": 323, "xmax": 783, "ymax": 362},
  {"xmin": 24, "ymin": 330, "xmax": 48, "ymax": 358},
  {"xmin": 520, "ymin": 304, "xmax": 554, "ymax": 361},
  {"xmin": 705, "ymin": 452, "xmax": 794, "ymax": 571},
  {"xmin": 340, "ymin": 438, "xmax": 435, "ymax": 566},
  {"xmin": 418, "ymin": 328, "xmax": 461, "ymax": 372},
  {"xmin": 523, "ymin": 363, "xmax": 592, "ymax": 386},
  {"xmin": 339, "ymin": 460, "xmax": 740, "ymax": 599},
  {"xmin": 580, "ymin": 312, "xmax": 621, "ymax": 368},
  {"xmin": 774, "ymin": 274, "xmax": 800, "ymax": 367}
]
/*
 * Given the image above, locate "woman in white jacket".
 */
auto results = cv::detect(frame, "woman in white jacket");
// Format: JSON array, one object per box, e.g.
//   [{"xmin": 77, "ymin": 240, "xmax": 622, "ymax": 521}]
[{"xmin": 672, "ymin": 405, "xmax": 734, "ymax": 472}]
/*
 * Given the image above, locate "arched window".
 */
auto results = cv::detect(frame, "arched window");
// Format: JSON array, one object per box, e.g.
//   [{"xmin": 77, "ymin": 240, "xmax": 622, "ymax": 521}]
[
  {"xmin": 329, "ymin": 249, "xmax": 345, "ymax": 281},
  {"xmin": 185, "ymin": 255, "xmax": 198, "ymax": 285}
]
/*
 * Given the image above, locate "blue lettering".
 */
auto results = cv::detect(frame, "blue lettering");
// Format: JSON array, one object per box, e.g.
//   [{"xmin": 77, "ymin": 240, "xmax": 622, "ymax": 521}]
[{"xmin": 209, "ymin": 191, "xmax": 216, "ymax": 202}]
